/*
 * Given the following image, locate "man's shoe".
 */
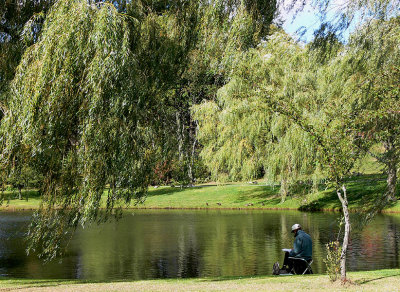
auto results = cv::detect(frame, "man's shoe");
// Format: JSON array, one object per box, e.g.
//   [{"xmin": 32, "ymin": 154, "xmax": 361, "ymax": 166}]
[
  {"xmin": 279, "ymin": 269, "xmax": 292, "ymax": 275},
  {"xmin": 272, "ymin": 262, "xmax": 280, "ymax": 275}
]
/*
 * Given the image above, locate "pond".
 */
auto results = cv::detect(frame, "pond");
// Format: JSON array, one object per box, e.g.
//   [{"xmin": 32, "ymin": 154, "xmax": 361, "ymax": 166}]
[{"xmin": 0, "ymin": 210, "xmax": 400, "ymax": 280}]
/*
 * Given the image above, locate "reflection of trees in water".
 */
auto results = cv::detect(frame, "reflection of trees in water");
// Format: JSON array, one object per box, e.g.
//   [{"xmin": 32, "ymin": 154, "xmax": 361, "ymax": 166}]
[
  {"xmin": 202, "ymin": 213, "xmax": 267, "ymax": 276},
  {"xmin": 361, "ymin": 226, "xmax": 383, "ymax": 269},
  {"xmin": 177, "ymin": 246, "xmax": 200, "ymax": 278},
  {"xmin": 176, "ymin": 223, "xmax": 200, "ymax": 278},
  {"xmin": 155, "ymin": 257, "xmax": 168, "ymax": 278},
  {"xmin": 0, "ymin": 213, "xmax": 79, "ymax": 279},
  {"xmin": 345, "ymin": 215, "xmax": 400, "ymax": 271},
  {"xmin": 385, "ymin": 216, "xmax": 400, "ymax": 268},
  {"xmin": 0, "ymin": 215, "xmax": 30, "ymax": 275},
  {"xmin": 74, "ymin": 212, "xmax": 204, "ymax": 279},
  {"xmin": 2, "ymin": 211, "xmax": 400, "ymax": 279},
  {"xmin": 71, "ymin": 211, "xmax": 345, "ymax": 278}
]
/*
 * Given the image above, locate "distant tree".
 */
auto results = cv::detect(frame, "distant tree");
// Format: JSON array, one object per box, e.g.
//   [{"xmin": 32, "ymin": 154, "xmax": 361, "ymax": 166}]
[{"xmin": 7, "ymin": 165, "xmax": 40, "ymax": 200}]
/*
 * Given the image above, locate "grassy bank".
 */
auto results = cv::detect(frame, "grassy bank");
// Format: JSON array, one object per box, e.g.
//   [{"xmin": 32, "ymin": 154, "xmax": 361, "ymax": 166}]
[
  {"xmin": 1, "ymin": 174, "xmax": 399, "ymax": 212},
  {"xmin": 1, "ymin": 269, "xmax": 400, "ymax": 291}
]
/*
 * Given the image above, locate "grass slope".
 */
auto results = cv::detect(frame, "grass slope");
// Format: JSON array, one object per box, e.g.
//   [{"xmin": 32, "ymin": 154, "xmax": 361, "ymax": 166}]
[
  {"xmin": 1, "ymin": 174, "xmax": 399, "ymax": 212},
  {"xmin": 1, "ymin": 269, "xmax": 400, "ymax": 291}
]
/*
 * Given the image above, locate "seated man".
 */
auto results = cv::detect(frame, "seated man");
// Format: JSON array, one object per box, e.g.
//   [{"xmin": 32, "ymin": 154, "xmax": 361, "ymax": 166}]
[{"xmin": 282, "ymin": 223, "xmax": 313, "ymax": 274}]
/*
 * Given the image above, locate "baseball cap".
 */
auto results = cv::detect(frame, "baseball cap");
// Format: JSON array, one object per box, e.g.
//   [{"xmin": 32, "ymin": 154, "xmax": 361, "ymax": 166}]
[{"xmin": 291, "ymin": 223, "xmax": 301, "ymax": 232}]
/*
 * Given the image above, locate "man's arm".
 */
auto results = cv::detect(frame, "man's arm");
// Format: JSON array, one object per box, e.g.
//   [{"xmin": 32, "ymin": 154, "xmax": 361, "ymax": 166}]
[{"xmin": 289, "ymin": 237, "xmax": 303, "ymax": 257}]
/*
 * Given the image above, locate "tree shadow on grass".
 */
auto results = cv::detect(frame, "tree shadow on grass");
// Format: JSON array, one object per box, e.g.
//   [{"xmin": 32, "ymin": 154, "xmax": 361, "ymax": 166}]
[
  {"xmin": 200, "ymin": 274, "xmax": 271, "ymax": 282},
  {"xmin": 354, "ymin": 270, "xmax": 400, "ymax": 285},
  {"xmin": 147, "ymin": 185, "xmax": 278, "ymax": 202},
  {"xmin": 147, "ymin": 187, "xmax": 185, "ymax": 197},
  {"xmin": 201, "ymin": 274, "xmax": 315, "ymax": 282},
  {"xmin": 233, "ymin": 188, "xmax": 279, "ymax": 204},
  {"xmin": 299, "ymin": 176, "xmax": 391, "ymax": 212},
  {"xmin": 146, "ymin": 185, "xmax": 240, "ymax": 197},
  {"xmin": 0, "ymin": 278, "xmax": 132, "ymax": 290},
  {"xmin": 0, "ymin": 279, "xmax": 78, "ymax": 289},
  {"xmin": 142, "ymin": 174, "xmax": 397, "ymax": 212}
]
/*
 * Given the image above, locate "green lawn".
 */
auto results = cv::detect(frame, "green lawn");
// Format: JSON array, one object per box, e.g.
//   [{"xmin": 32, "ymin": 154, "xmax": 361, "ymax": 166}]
[
  {"xmin": 143, "ymin": 183, "xmax": 296, "ymax": 209},
  {"xmin": 0, "ymin": 189, "xmax": 42, "ymax": 210},
  {"xmin": 1, "ymin": 174, "xmax": 399, "ymax": 212},
  {"xmin": 1, "ymin": 269, "xmax": 400, "ymax": 291}
]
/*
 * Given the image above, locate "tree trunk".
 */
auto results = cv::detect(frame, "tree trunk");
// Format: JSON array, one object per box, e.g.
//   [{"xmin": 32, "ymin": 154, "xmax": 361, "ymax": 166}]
[
  {"xmin": 188, "ymin": 120, "xmax": 199, "ymax": 184},
  {"xmin": 188, "ymin": 136, "xmax": 196, "ymax": 183},
  {"xmin": 280, "ymin": 178, "xmax": 288, "ymax": 203},
  {"xmin": 176, "ymin": 111, "xmax": 184, "ymax": 162},
  {"xmin": 384, "ymin": 136, "xmax": 398, "ymax": 202},
  {"xmin": 386, "ymin": 162, "xmax": 397, "ymax": 202},
  {"xmin": 18, "ymin": 186, "xmax": 22, "ymax": 200},
  {"xmin": 336, "ymin": 185, "xmax": 350, "ymax": 282}
]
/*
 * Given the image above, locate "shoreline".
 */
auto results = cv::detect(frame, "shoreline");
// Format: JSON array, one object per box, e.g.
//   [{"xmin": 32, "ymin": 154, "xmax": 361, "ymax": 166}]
[{"xmin": 2, "ymin": 205, "xmax": 400, "ymax": 214}]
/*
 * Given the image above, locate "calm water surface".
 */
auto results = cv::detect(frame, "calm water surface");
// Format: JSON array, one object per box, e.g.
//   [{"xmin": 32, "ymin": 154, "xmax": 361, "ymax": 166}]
[{"xmin": 1, "ymin": 210, "xmax": 400, "ymax": 280}]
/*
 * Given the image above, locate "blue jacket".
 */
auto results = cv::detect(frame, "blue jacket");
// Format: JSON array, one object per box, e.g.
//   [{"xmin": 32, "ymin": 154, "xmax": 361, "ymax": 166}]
[{"xmin": 289, "ymin": 230, "xmax": 312, "ymax": 260}]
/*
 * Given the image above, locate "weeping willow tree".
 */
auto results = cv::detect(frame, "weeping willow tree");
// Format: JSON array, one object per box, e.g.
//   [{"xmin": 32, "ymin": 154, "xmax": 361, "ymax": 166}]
[
  {"xmin": 0, "ymin": 0, "xmax": 157, "ymax": 259},
  {"xmin": 266, "ymin": 116, "xmax": 322, "ymax": 202},
  {"xmin": 336, "ymin": 16, "xmax": 400, "ymax": 203},
  {"xmin": 193, "ymin": 30, "xmax": 321, "ymax": 201},
  {"xmin": 0, "ymin": 0, "xmax": 279, "ymax": 258},
  {"xmin": 193, "ymin": 77, "xmax": 270, "ymax": 183}
]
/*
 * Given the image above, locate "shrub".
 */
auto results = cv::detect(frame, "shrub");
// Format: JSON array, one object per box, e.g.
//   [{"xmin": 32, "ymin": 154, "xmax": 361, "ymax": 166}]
[{"xmin": 324, "ymin": 241, "xmax": 342, "ymax": 282}]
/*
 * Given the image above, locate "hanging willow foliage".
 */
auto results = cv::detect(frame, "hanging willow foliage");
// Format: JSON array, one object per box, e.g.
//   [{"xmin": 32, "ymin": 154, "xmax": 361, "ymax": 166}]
[
  {"xmin": 0, "ymin": 0, "xmax": 279, "ymax": 259},
  {"xmin": 1, "ymin": 0, "xmax": 158, "ymax": 259},
  {"xmin": 193, "ymin": 30, "xmax": 321, "ymax": 199}
]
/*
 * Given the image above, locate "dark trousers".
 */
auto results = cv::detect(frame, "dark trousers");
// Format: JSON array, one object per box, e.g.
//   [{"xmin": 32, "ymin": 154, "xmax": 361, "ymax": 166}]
[{"xmin": 282, "ymin": 252, "xmax": 311, "ymax": 274}]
